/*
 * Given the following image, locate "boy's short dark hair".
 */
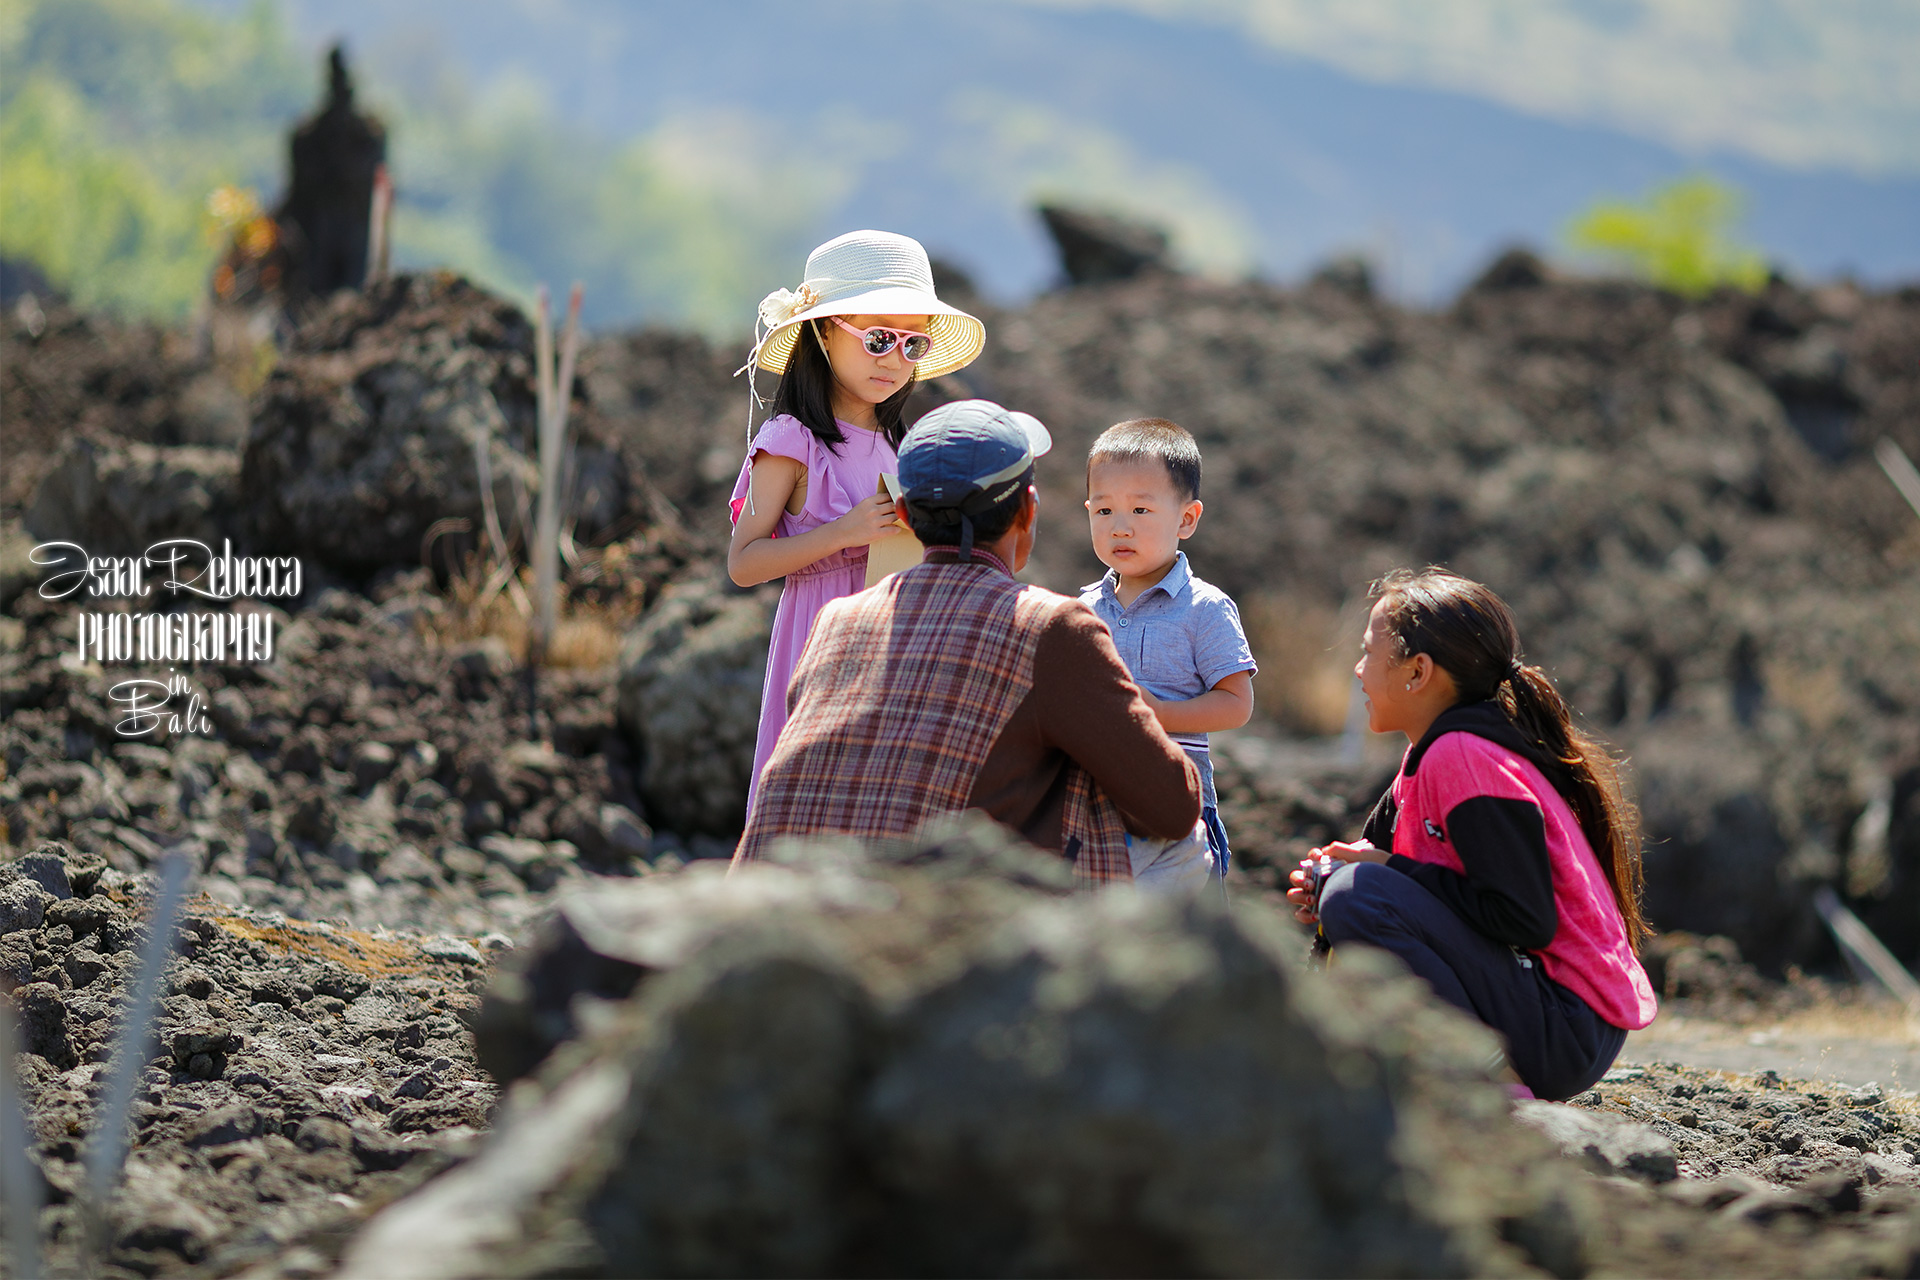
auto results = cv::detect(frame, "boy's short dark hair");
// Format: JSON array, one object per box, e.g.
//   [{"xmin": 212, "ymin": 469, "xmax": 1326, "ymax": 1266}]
[{"xmin": 1087, "ymin": 418, "xmax": 1201, "ymax": 502}]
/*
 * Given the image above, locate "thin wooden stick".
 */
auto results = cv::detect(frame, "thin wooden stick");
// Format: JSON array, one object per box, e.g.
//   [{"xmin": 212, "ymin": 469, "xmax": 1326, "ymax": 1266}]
[
  {"xmin": 471, "ymin": 422, "xmax": 510, "ymax": 566},
  {"xmin": 532, "ymin": 288, "xmax": 557, "ymax": 659},
  {"xmin": 557, "ymin": 441, "xmax": 581, "ymax": 570},
  {"xmin": 85, "ymin": 852, "xmax": 192, "ymax": 1265},
  {"xmin": 0, "ymin": 995, "xmax": 44, "ymax": 1280},
  {"xmin": 1874, "ymin": 437, "xmax": 1920, "ymax": 525},
  {"xmin": 1813, "ymin": 887, "xmax": 1920, "ymax": 1014},
  {"xmin": 534, "ymin": 283, "xmax": 582, "ymax": 660},
  {"xmin": 365, "ymin": 164, "xmax": 392, "ymax": 288}
]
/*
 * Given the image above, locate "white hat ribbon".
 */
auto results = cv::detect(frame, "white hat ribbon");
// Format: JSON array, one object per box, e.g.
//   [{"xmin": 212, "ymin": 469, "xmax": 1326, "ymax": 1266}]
[{"xmin": 756, "ymin": 283, "xmax": 820, "ymax": 331}]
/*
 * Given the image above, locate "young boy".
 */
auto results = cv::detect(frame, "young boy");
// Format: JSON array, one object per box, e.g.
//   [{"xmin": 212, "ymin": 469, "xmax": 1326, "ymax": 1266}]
[{"xmin": 1082, "ymin": 418, "xmax": 1257, "ymax": 892}]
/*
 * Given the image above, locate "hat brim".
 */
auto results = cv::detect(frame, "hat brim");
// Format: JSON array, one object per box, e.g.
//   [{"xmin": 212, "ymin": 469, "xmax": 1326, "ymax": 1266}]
[{"xmin": 755, "ymin": 287, "xmax": 985, "ymax": 380}]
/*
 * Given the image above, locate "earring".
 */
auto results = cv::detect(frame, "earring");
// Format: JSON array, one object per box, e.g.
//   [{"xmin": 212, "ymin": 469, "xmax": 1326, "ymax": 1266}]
[{"xmin": 1404, "ymin": 682, "xmax": 1412, "ymax": 691}]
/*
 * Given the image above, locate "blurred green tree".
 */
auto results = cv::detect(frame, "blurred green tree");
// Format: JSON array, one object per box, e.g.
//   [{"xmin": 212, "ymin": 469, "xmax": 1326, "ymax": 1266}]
[
  {"xmin": 0, "ymin": 0, "xmax": 305, "ymax": 318},
  {"xmin": 0, "ymin": 0, "xmax": 824, "ymax": 334},
  {"xmin": 1565, "ymin": 175, "xmax": 1768, "ymax": 297}
]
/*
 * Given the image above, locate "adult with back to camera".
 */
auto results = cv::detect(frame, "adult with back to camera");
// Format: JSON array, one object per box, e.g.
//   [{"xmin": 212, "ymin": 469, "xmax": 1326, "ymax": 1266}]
[
  {"xmin": 732, "ymin": 399, "xmax": 1202, "ymax": 881},
  {"xmin": 1290, "ymin": 568, "xmax": 1657, "ymax": 1101}
]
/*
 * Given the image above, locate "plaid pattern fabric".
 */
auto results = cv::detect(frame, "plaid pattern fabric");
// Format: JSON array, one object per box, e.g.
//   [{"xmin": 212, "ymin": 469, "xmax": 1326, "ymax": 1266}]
[{"xmin": 733, "ymin": 559, "xmax": 1131, "ymax": 885}]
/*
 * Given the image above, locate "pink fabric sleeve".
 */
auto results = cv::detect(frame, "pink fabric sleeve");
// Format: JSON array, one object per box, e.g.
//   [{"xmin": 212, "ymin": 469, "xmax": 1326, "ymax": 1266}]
[{"xmin": 729, "ymin": 415, "xmax": 816, "ymax": 527}]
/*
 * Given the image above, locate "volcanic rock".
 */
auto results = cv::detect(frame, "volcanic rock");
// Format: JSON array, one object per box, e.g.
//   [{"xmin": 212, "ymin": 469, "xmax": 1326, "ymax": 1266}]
[
  {"xmin": 0, "ymin": 875, "xmax": 51, "ymax": 934},
  {"xmin": 0, "ymin": 518, "xmax": 36, "ymax": 607},
  {"xmin": 353, "ymin": 824, "xmax": 1530, "ymax": 1277},
  {"xmin": 25, "ymin": 436, "xmax": 240, "ymax": 552},
  {"xmin": 0, "ymin": 294, "xmax": 231, "ymax": 519},
  {"xmin": 1515, "ymin": 1099, "xmax": 1680, "ymax": 1183},
  {"xmin": 965, "ymin": 253, "xmax": 1920, "ymax": 974},
  {"xmin": 616, "ymin": 579, "xmax": 773, "ymax": 836},
  {"xmin": 1038, "ymin": 204, "xmax": 1174, "ymax": 285},
  {"xmin": 0, "ymin": 844, "xmax": 496, "ymax": 1276},
  {"xmin": 241, "ymin": 272, "xmax": 647, "ymax": 575},
  {"xmin": 348, "ymin": 823, "xmax": 1920, "ymax": 1279}
]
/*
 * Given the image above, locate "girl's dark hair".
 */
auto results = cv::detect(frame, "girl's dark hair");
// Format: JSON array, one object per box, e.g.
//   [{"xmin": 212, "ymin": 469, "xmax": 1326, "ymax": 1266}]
[
  {"xmin": 767, "ymin": 319, "xmax": 915, "ymax": 452},
  {"xmin": 1372, "ymin": 566, "xmax": 1649, "ymax": 951}
]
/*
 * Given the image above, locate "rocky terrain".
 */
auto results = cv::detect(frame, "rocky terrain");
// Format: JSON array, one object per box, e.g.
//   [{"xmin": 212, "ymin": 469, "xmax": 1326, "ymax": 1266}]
[
  {"xmin": 1, "ymin": 846, "xmax": 494, "ymax": 1277},
  {"xmin": 7, "ymin": 835, "xmax": 1920, "ymax": 1278},
  {"xmin": 4, "ymin": 216, "xmax": 1920, "ymax": 1275}
]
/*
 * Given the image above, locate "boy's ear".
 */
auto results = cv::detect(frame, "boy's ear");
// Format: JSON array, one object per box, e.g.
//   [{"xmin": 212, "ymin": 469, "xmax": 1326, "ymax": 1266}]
[{"xmin": 1178, "ymin": 498, "xmax": 1203, "ymax": 538}]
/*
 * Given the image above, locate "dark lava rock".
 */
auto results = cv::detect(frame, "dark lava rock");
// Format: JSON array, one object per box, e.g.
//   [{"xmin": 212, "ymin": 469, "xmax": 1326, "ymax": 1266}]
[
  {"xmin": 10, "ymin": 846, "xmax": 72, "ymax": 898},
  {"xmin": 616, "ymin": 579, "xmax": 773, "ymax": 836},
  {"xmin": 2, "ymin": 847, "xmax": 495, "ymax": 1278},
  {"xmin": 182, "ymin": 1100, "xmax": 266, "ymax": 1148},
  {"xmin": 1469, "ymin": 246, "xmax": 1554, "ymax": 292},
  {"xmin": 0, "ymin": 875, "xmax": 50, "ymax": 935},
  {"xmin": 0, "ymin": 554, "xmax": 656, "ymax": 939},
  {"xmin": 960, "ymin": 255, "xmax": 1920, "ymax": 975},
  {"xmin": 1038, "ymin": 203, "xmax": 1174, "ymax": 285},
  {"xmin": 350, "ymin": 821, "xmax": 1920, "ymax": 1280},
  {"xmin": 0, "ymin": 294, "xmax": 240, "ymax": 520},
  {"xmin": 25, "ymin": 435, "xmax": 240, "ymax": 552},
  {"xmin": 171, "ymin": 1025, "xmax": 237, "ymax": 1079},
  {"xmin": 1514, "ymin": 1100, "xmax": 1679, "ymax": 1183},
  {"xmin": 241, "ymin": 271, "xmax": 651, "ymax": 574},
  {"xmin": 16, "ymin": 979, "xmax": 76, "ymax": 1068}
]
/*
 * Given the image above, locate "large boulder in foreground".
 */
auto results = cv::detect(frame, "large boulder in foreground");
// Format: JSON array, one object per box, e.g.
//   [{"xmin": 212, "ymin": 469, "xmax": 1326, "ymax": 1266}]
[{"xmin": 340, "ymin": 819, "xmax": 1866, "ymax": 1279}]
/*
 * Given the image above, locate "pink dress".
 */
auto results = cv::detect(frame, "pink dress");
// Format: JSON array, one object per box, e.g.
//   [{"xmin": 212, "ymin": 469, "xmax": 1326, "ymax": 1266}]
[{"xmin": 729, "ymin": 413, "xmax": 898, "ymax": 797}]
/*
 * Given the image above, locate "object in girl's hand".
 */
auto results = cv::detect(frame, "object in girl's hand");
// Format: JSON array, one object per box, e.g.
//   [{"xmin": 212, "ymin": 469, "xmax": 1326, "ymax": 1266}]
[
  {"xmin": 863, "ymin": 473, "xmax": 924, "ymax": 588},
  {"xmin": 1297, "ymin": 853, "xmax": 1336, "ymax": 913}
]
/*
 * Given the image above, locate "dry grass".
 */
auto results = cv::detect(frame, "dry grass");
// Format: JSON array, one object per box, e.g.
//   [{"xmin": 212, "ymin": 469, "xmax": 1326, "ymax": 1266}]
[
  {"xmin": 1738, "ymin": 996, "xmax": 1920, "ymax": 1043},
  {"xmin": 1238, "ymin": 590, "xmax": 1360, "ymax": 737},
  {"xmin": 546, "ymin": 613, "xmax": 624, "ymax": 668},
  {"xmin": 209, "ymin": 912, "xmax": 459, "ymax": 979},
  {"xmin": 1763, "ymin": 658, "xmax": 1850, "ymax": 734},
  {"xmin": 425, "ymin": 550, "xmax": 637, "ymax": 670}
]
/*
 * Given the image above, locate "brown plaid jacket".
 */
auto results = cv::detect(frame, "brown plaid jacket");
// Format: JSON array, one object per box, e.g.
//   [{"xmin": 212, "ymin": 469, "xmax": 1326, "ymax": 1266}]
[{"xmin": 732, "ymin": 557, "xmax": 1131, "ymax": 885}]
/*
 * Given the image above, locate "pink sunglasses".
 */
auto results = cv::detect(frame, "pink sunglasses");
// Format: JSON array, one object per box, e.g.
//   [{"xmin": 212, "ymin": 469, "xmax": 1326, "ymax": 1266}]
[{"xmin": 829, "ymin": 316, "xmax": 933, "ymax": 362}]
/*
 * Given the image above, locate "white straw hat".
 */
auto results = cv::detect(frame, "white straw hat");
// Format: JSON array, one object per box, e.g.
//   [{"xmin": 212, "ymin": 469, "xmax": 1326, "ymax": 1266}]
[{"xmin": 748, "ymin": 230, "xmax": 985, "ymax": 381}]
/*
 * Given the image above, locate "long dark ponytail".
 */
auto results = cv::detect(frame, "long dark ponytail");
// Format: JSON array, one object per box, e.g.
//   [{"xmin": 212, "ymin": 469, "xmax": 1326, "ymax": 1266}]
[
  {"xmin": 1372, "ymin": 567, "xmax": 1649, "ymax": 951},
  {"xmin": 767, "ymin": 318, "xmax": 915, "ymax": 452}
]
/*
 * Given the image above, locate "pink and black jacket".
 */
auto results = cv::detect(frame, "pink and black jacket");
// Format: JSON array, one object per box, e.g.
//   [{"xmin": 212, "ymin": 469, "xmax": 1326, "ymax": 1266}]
[{"xmin": 1361, "ymin": 702, "xmax": 1658, "ymax": 1031}]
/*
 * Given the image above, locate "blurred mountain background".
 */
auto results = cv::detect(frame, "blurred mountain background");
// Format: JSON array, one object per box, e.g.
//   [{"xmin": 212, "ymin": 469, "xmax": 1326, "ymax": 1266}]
[{"xmin": 3, "ymin": 0, "xmax": 1915, "ymax": 332}]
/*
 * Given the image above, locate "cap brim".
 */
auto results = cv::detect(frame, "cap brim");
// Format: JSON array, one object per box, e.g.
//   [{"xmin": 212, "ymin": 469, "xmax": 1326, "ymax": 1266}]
[{"xmin": 1005, "ymin": 410, "xmax": 1051, "ymax": 460}]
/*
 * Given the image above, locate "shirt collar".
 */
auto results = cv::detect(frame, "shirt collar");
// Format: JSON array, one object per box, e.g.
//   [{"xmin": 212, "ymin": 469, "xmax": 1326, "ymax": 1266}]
[
  {"xmin": 1100, "ymin": 551, "xmax": 1192, "ymax": 605},
  {"xmin": 924, "ymin": 546, "xmax": 1015, "ymax": 578}
]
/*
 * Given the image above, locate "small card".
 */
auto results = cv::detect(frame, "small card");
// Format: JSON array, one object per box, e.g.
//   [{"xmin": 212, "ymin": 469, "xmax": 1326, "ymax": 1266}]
[{"xmin": 863, "ymin": 473, "xmax": 924, "ymax": 588}]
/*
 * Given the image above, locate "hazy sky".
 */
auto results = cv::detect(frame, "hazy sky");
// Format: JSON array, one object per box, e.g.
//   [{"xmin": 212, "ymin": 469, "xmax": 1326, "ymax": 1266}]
[
  {"xmin": 1019, "ymin": 0, "xmax": 1919, "ymax": 175},
  {"xmin": 185, "ymin": 0, "xmax": 1919, "ymax": 315}
]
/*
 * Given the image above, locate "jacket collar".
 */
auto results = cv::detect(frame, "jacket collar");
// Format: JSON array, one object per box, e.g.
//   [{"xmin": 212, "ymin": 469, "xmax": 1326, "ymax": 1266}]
[{"xmin": 1402, "ymin": 700, "xmax": 1556, "ymax": 779}]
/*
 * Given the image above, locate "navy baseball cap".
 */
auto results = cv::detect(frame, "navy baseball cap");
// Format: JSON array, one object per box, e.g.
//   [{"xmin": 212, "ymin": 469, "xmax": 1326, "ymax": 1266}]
[{"xmin": 897, "ymin": 399, "xmax": 1052, "ymax": 510}]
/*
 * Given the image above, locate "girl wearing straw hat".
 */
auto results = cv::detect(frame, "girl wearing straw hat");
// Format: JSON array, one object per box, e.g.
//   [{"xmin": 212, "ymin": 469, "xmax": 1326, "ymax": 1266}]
[{"xmin": 728, "ymin": 229, "xmax": 985, "ymax": 797}]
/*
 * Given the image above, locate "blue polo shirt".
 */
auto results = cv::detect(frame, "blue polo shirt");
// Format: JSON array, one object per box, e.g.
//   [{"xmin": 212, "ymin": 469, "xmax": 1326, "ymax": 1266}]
[{"xmin": 1079, "ymin": 552, "xmax": 1257, "ymax": 809}]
